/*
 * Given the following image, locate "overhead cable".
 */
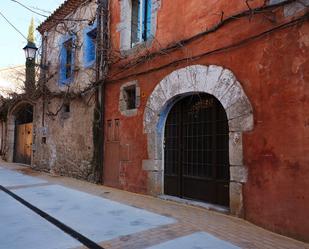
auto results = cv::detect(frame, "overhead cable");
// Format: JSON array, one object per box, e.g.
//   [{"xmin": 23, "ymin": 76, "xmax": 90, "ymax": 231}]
[{"xmin": 0, "ymin": 10, "xmax": 27, "ymax": 40}]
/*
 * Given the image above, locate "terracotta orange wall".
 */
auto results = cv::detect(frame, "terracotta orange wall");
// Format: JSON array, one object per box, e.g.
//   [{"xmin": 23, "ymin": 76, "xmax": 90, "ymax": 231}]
[{"xmin": 105, "ymin": 0, "xmax": 309, "ymax": 241}]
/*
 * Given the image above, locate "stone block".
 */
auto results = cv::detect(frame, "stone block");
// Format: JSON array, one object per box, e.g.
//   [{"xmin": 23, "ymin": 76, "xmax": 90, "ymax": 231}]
[
  {"xmin": 203, "ymin": 65, "xmax": 223, "ymax": 94},
  {"xmin": 147, "ymin": 84, "xmax": 167, "ymax": 113},
  {"xmin": 159, "ymin": 74, "xmax": 180, "ymax": 101},
  {"xmin": 229, "ymin": 132, "xmax": 243, "ymax": 166},
  {"xmin": 143, "ymin": 108, "xmax": 159, "ymax": 134},
  {"xmin": 230, "ymin": 182, "xmax": 244, "ymax": 217},
  {"xmin": 220, "ymin": 81, "xmax": 243, "ymax": 109},
  {"xmin": 230, "ymin": 166, "xmax": 248, "ymax": 183},
  {"xmin": 213, "ymin": 69, "xmax": 236, "ymax": 100},
  {"xmin": 147, "ymin": 132, "xmax": 162, "ymax": 159},
  {"xmin": 147, "ymin": 170, "xmax": 163, "ymax": 196},
  {"xmin": 284, "ymin": 0, "xmax": 309, "ymax": 17},
  {"xmin": 226, "ymin": 95, "xmax": 252, "ymax": 120},
  {"xmin": 142, "ymin": 159, "xmax": 162, "ymax": 171},
  {"xmin": 229, "ymin": 113, "xmax": 254, "ymax": 132}
]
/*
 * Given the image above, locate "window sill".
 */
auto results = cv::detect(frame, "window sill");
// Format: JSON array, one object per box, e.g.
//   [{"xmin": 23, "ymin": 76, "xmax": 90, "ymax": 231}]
[
  {"xmin": 83, "ymin": 59, "xmax": 96, "ymax": 69},
  {"xmin": 120, "ymin": 38, "xmax": 153, "ymax": 57},
  {"xmin": 59, "ymin": 77, "xmax": 74, "ymax": 86},
  {"xmin": 120, "ymin": 108, "xmax": 138, "ymax": 117}
]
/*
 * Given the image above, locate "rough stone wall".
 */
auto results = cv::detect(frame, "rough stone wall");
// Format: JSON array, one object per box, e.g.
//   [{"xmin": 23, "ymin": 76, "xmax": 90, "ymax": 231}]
[
  {"xmin": 32, "ymin": 1, "xmax": 98, "ymax": 181},
  {"xmin": 106, "ymin": 0, "xmax": 309, "ymax": 241},
  {"xmin": 32, "ymin": 97, "xmax": 95, "ymax": 180}
]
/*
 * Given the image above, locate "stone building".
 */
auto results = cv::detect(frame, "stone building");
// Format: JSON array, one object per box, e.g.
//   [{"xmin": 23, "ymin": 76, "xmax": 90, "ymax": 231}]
[
  {"xmin": 2, "ymin": 0, "xmax": 101, "ymax": 182},
  {"xmin": 1, "ymin": 0, "xmax": 308, "ymax": 243},
  {"xmin": 33, "ymin": 0, "xmax": 100, "ymax": 180}
]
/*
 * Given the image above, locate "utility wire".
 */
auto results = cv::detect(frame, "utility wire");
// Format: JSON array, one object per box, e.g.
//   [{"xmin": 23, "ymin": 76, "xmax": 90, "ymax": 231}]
[
  {"xmin": 0, "ymin": 10, "xmax": 27, "ymax": 40},
  {"xmin": 9, "ymin": 0, "xmax": 48, "ymax": 18},
  {"xmin": 9, "ymin": 0, "xmax": 92, "ymax": 22}
]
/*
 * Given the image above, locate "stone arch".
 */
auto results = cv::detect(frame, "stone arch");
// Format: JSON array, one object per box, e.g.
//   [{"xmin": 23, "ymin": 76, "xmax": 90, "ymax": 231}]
[
  {"xmin": 6, "ymin": 100, "xmax": 35, "ymax": 163},
  {"xmin": 143, "ymin": 65, "xmax": 254, "ymax": 216},
  {"xmin": 8, "ymin": 100, "xmax": 35, "ymax": 117}
]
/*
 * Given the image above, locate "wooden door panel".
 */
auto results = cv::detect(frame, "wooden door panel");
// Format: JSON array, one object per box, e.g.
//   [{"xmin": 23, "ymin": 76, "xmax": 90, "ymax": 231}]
[
  {"xmin": 24, "ymin": 123, "xmax": 32, "ymax": 165},
  {"xmin": 14, "ymin": 123, "xmax": 32, "ymax": 165},
  {"xmin": 104, "ymin": 142, "xmax": 120, "ymax": 188}
]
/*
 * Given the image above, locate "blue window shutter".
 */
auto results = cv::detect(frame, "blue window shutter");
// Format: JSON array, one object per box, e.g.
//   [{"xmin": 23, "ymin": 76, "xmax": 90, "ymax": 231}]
[
  {"xmin": 146, "ymin": 0, "xmax": 152, "ymax": 39},
  {"xmin": 70, "ymin": 36, "xmax": 75, "ymax": 79},
  {"xmin": 60, "ymin": 44, "xmax": 67, "ymax": 84},
  {"xmin": 59, "ymin": 36, "xmax": 75, "ymax": 85},
  {"xmin": 84, "ymin": 27, "xmax": 96, "ymax": 67},
  {"xmin": 87, "ymin": 35, "xmax": 95, "ymax": 62},
  {"xmin": 137, "ymin": 0, "xmax": 142, "ymax": 41}
]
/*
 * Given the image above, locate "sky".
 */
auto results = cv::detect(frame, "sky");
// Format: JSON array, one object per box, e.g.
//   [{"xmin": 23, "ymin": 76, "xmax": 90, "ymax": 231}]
[{"xmin": 0, "ymin": 0, "xmax": 64, "ymax": 68}]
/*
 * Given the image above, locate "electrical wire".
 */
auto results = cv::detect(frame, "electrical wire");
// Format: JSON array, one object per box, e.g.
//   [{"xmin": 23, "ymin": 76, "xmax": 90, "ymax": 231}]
[
  {"xmin": 8, "ymin": 0, "xmax": 92, "ymax": 22},
  {"xmin": 0, "ymin": 10, "xmax": 27, "ymax": 40},
  {"xmin": 9, "ymin": 0, "xmax": 48, "ymax": 18}
]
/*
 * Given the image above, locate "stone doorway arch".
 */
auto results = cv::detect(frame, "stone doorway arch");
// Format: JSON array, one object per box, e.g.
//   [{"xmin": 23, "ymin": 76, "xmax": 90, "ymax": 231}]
[
  {"xmin": 143, "ymin": 65, "xmax": 254, "ymax": 216},
  {"xmin": 7, "ymin": 100, "xmax": 35, "ymax": 165}
]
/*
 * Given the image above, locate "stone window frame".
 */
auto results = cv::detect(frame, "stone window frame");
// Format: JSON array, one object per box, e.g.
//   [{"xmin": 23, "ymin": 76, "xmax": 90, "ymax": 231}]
[
  {"xmin": 143, "ymin": 65, "xmax": 254, "ymax": 217},
  {"xmin": 119, "ymin": 81, "xmax": 141, "ymax": 116},
  {"xmin": 117, "ymin": 0, "xmax": 161, "ymax": 54}
]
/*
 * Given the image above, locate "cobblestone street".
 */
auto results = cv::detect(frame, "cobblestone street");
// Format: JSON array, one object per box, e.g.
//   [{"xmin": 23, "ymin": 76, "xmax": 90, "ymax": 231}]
[{"xmin": 0, "ymin": 161, "xmax": 308, "ymax": 249}]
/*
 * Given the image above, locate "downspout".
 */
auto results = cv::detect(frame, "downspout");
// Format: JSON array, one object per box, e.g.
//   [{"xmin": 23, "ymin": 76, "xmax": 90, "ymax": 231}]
[
  {"xmin": 94, "ymin": 0, "xmax": 109, "ymax": 183},
  {"xmin": 41, "ymin": 31, "xmax": 48, "ymax": 127}
]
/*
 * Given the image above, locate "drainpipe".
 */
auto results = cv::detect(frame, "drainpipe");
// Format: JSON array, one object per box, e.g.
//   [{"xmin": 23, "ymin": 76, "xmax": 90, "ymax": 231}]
[
  {"xmin": 94, "ymin": 0, "xmax": 109, "ymax": 183},
  {"xmin": 41, "ymin": 31, "xmax": 48, "ymax": 127}
]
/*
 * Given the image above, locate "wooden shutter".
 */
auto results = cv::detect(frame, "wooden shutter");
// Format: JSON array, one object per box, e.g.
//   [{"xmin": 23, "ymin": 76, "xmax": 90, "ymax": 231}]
[{"xmin": 146, "ymin": 0, "xmax": 152, "ymax": 39}]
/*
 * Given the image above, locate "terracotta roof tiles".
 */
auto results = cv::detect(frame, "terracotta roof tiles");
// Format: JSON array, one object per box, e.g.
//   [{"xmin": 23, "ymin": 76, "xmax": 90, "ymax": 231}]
[{"xmin": 37, "ymin": 0, "xmax": 88, "ymax": 34}]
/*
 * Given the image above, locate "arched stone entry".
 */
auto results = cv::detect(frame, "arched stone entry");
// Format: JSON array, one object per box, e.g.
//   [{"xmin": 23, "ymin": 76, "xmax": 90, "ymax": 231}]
[
  {"xmin": 164, "ymin": 93, "xmax": 230, "ymax": 206},
  {"xmin": 7, "ymin": 101, "xmax": 34, "ymax": 165},
  {"xmin": 143, "ymin": 65, "xmax": 254, "ymax": 216}
]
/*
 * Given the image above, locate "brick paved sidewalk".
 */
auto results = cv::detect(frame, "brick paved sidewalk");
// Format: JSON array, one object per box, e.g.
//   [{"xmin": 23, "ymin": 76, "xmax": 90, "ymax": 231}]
[{"xmin": 1, "ymin": 161, "xmax": 308, "ymax": 249}]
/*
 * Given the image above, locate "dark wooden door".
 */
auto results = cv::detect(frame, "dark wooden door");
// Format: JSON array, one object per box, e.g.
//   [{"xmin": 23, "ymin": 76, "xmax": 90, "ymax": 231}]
[
  {"xmin": 104, "ymin": 119, "xmax": 120, "ymax": 188},
  {"xmin": 164, "ymin": 94, "xmax": 229, "ymax": 206},
  {"xmin": 14, "ymin": 123, "xmax": 32, "ymax": 165}
]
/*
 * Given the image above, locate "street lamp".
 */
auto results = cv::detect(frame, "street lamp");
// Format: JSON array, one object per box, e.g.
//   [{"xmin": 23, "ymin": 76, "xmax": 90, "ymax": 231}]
[
  {"xmin": 23, "ymin": 42, "xmax": 38, "ymax": 60},
  {"xmin": 23, "ymin": 40, "xmax": 38, "ymax": 93}
]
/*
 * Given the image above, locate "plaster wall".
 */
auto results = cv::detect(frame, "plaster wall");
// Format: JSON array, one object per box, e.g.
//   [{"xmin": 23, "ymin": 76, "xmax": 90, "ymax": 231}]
[{"xmin": 105, "ymin": 0, "xmax": 309, "ymax": 241}]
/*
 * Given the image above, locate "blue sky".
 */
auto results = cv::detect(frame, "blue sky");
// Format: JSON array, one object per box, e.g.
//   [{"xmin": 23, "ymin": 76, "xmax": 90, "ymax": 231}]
[{"xmin": 0, "ymin": 0, "xmax": 64, "ymax": 68}]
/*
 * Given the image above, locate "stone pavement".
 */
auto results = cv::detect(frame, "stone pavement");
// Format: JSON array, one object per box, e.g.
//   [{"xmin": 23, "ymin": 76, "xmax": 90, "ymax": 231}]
[{"xmin": 0, "ymin": 161, "xmax": 308, "ymax": 249}]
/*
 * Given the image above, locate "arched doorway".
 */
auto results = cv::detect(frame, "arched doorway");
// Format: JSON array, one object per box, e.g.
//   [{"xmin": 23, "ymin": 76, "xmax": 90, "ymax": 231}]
[
  {"xmin": 164, "ymin": 93, "xmax": 229, "ymax": 206},
  {"xmin": 143, "ymin": 65, "xmax": 254, "ymax": 216},
  {"xmin": 13, "ymin": 103, "xmax": 33, "ymax": 165}
]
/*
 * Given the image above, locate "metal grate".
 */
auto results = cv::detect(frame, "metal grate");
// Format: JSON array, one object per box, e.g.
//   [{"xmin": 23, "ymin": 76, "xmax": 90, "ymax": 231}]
[{"xmin": 164, "ymin": 94, "xmax": 229, "ymax": 206}]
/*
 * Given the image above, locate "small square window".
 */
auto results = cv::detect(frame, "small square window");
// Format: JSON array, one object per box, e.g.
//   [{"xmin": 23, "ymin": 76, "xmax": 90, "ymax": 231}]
[
  {"xmin": 124, "ymin": 86, "xmax": 136, "ymax": 110},
  {"xmin": 63, "ymin": 103, "xmax": 70, "ymax": 113},
  {"xmin": 119, "ymin": 81, "xmax": 140, "ymax": 116},
  {"xmin": 42, "ymin": 137, "xmax": 47, "ymax": 144}
]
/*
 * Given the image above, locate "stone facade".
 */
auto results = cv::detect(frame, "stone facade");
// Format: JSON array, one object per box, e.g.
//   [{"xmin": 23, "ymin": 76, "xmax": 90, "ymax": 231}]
[
  {"xmin": 3, "ymin": 0, "xmax": 99, "ymax": 181},
  {"xmin": 32, "ymin": 1, "xmax": 98, "ymax": 180}
]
